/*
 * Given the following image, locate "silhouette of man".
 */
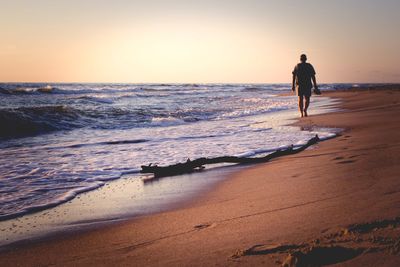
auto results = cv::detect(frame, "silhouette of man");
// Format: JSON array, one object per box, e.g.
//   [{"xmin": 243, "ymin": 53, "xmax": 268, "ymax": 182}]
[{"xmin": 292, "ymin": 54, "xmax": 318, "ymax": 117}]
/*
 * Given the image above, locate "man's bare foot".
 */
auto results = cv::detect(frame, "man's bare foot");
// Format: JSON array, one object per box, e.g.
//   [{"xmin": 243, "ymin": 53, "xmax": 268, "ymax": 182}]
[
  {"xmin": 304, "ymin": 110, "xmax": 308, "ymax": 117},
  {"xmin": 301, "ymin": 112, "xmax": 304, "ymax": 118}
]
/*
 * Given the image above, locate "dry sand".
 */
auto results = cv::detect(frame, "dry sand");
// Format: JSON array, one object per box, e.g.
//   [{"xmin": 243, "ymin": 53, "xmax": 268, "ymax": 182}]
[{"xmin": 1, "ymin": 87, "xmax": 400, "ymax": 266}]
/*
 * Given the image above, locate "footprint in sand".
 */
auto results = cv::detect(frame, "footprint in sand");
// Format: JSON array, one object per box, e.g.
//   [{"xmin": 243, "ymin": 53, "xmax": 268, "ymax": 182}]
[
  {"xmin": 336, "ymin": 160, "xmax": 356, "ymax": 164},
  {"xmin": 332, "ymin": 154, "xmax": 361, "ymax": 163},
  {"xmin": 332, "ymin": 156, "xmax": 344, "ymax": 161},
  {"xmin": 339, "ymin": 135, "xmax": 351, "ymax": 141},
  {"xmin": 193, "ymin": 223, "xmax": 217, "ymax": 230},
  {"xmin": 230, "ymin": 216, "xmax": 400, "ymax": 266}
]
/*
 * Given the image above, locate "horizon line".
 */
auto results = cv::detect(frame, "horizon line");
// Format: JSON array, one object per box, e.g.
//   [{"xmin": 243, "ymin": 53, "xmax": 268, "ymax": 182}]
[{"xmin": 1, "ymin": 81, "xmax": 400, "ymax": 85}]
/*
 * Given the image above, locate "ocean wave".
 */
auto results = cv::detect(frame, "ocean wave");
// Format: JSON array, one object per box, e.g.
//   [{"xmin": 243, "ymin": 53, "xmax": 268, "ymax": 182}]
[
  {"xmin": 0, "ymin": 105, "xmax": 81, "ymax": 138},
  {"xmin": 0, "ymin": 103, "xmax": 203, "ymax": 140},
  {"xmin": 150, "ymin": 116, "xmax": 186, "ymax": 127},
  {"xmin": 0, "ymin": 84, "xmax": 138, "ymax": 95},
  {"xmin": 242, "ymin": 87, "xmax": 265, "ymax": 91},
  {"xmin": 0, "ymin": 164, "xmax": 141, "ymax": 221},
  {"xmin": 75, "ymin": 96, "xmax": 115, "ymax": 104},
  {"xmin": 0, "ymin": 181, "xmax": 104, "ymax": 221},
  {"xmin": 0, "ymin": 84, "xmax": 205, "ymax": 96},
  {"xmin": 0, "ymin": 105, "xmax": 140, "ymax": 139},
  {"xmin": 0, "ymin": 98, "xmax": 295, "ymax": 140},
  {"xmin": 0, "ymin": 83, "xmax": 249, "ymax": 97},
  {"xmin": 62, "ymin": 139, "xmax": 149, "ymax": 149},
  {"xmin": 0, "ymin": 85, "xmax": 55, "ymax": 94}
]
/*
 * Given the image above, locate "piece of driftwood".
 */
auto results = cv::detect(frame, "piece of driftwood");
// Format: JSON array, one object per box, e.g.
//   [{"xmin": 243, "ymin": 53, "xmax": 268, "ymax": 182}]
[{"xmin": 141, "ymin": 135, "xmax": 321, "ymax": 178}]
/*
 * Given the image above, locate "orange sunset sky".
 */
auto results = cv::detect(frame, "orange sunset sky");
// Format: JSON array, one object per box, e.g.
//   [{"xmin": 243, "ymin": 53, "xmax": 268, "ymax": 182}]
[{"xmin": 1, "ymin": 0, "xmax": 399, "ymax": 83}]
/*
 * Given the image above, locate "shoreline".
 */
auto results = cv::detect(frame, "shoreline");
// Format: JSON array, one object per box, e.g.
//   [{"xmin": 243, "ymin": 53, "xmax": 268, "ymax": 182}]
[
  {"xmin": 0, "ymin": 94, "xmax": 337, "ymax": 249},
  {"xmin": 1, "ymin": 86, "xmax": 400, "ymax": 266},
  {"xmin": 0, "ymin": 164, "xmax": 246, "ymax": 251}
]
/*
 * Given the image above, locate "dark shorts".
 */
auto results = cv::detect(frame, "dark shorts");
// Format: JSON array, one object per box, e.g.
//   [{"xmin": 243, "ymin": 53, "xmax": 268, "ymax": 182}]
[{"xmin": 297, "ymin": 86, "xmax": 311, "ymax": 97}]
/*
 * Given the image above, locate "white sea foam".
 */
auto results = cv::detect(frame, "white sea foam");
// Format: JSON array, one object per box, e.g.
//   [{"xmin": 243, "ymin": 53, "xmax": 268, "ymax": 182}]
[{"xmin": 150, "ymin": 116, "xmax": 186, "ymax": 126}]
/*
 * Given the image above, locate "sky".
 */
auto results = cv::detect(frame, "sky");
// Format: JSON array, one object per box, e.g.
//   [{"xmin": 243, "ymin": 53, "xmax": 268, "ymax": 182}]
[{"xmin": 1, "ymin": 0, "xmax": 399, "ymax": 83}]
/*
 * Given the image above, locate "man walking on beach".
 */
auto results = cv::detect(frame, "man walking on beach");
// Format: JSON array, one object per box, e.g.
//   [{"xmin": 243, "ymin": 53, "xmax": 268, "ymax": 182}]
[{"xmin": 292, "ymin": 54, "xmax": 319, "ymax": 117}]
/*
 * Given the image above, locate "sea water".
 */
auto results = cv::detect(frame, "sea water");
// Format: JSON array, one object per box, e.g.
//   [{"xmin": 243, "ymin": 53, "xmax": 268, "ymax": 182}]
[{"xmin": 0, "ymin": 83, "xmax": 355, "ymax": 223}]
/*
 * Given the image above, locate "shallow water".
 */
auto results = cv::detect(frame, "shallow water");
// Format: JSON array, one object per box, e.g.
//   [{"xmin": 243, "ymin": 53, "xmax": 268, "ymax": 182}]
[{"xmin": 0, "ymin": 83, "xmax": 347, "ymax": 221}]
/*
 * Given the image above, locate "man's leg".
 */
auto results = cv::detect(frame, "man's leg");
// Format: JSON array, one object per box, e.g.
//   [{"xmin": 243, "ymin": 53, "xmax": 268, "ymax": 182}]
[
  {"xmin": 304, "ymin": 96, "xmax": 310, "ymax": 117},
  {"xmin": 298, "ymin": 96, "xmax": 304, "ymax": 117}
]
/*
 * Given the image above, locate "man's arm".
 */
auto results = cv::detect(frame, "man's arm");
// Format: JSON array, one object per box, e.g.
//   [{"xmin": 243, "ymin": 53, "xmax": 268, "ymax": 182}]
[
  {"xmin": 311, "ymin": 75, "xmax": 318, "ymax": 89},
  {"xmin": 292, "ymin": 74, "xmax": 296, "ymax": 92}
]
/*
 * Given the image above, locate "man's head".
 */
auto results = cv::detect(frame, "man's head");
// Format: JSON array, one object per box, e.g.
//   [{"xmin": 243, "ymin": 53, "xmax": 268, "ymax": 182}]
[{"xmin": 300, "ymin": 54, "xmax": 307, "ymax": 62}]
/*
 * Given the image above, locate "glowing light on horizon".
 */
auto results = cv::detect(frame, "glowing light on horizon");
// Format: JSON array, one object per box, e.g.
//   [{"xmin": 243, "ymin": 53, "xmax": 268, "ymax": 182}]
[{"xmin": 1, "ymin": 0, "xmax": 399, "ymax": 83}]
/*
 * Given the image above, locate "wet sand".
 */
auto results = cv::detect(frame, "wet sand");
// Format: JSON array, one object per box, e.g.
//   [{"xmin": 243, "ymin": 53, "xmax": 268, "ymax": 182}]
[{"xmin": 1, "ymin": 87, "xmax": 400, "ymax": 266}]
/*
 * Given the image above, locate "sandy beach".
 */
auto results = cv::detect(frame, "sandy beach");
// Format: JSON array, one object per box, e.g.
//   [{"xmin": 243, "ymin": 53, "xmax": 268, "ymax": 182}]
[{"xmin": 1, "ymin": 87, "xmax": 400, "ymax": 266}]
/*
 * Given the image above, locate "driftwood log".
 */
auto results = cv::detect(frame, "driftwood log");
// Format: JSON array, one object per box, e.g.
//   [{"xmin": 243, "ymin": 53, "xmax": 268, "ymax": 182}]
[{"xmin": 141, "ymin": 135, "xmax": 321, "ymax": 178}]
